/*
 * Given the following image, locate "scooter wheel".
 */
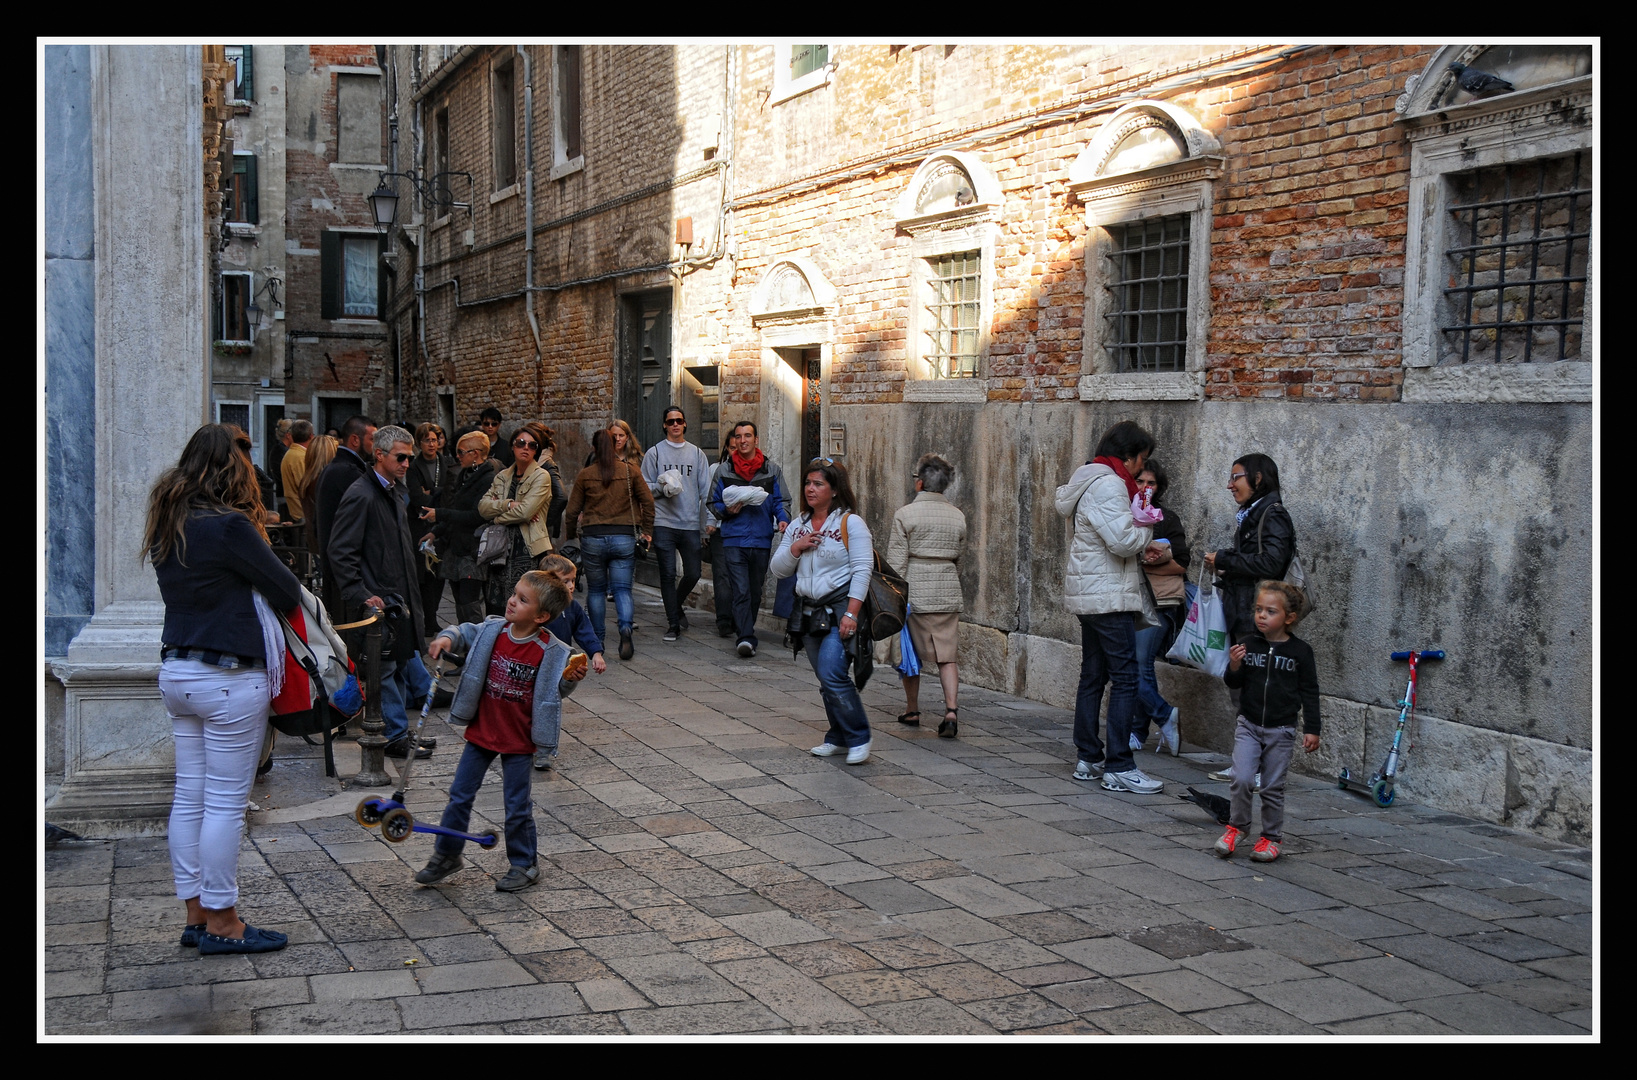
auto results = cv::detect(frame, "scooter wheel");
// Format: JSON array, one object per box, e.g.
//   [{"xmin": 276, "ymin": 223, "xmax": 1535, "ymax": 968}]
[
  {"xmin": 478, "ymin": 831, "xmax": 499, "ymax": 849},
  {"xmin": 1337, "ymin": 768, "xmax": 1351, "ymax": 788},
  {"xmin": 355, "ymin": 798, "xmax": 383, "ymax": 828},
  {"xmin": 1370, "ymin": 779, "xmax": 1395, "ymax": 808},
  {"xmin": 380, "ymin": 807, "xmax": 415, "ymax": 843}
]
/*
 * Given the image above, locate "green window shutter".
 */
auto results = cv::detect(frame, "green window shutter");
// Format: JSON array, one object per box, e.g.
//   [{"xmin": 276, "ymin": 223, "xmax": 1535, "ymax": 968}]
[
  {"xmin": 213, "ymin": 277, "xmax": 224, "ymax": 340},
  {"xmin": 320, "ymin": 232, "xmax": 339, "ymax": 320},
  {"xmin": 240, "ymin": 45, "xmax": 254, "ymax": 102},
  {"xmin": 243, "ymin": 155, "xmax": 258, "ymax": 224},
  {"xmin": 377, "ymin": 235, "xmax": 389, "ymax": 320}
]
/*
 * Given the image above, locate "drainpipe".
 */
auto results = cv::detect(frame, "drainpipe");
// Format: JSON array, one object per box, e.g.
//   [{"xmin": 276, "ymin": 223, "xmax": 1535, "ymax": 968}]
[
  {"xmin": 517, "ymin": 45, "xmax": 543, "ymax": 413},
  {"xmin": 386, "ymin": 46, "xmax": 402, "ymax": 419},
  {"xmin": 414, "ymin": 52, "xmax": 436, "ymax": 382}
]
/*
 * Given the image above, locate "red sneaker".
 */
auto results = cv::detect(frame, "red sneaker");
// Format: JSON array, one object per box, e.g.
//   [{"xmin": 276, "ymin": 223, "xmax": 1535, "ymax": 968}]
[
  {"xmin": 1214, "ymin": 825, "xmax": 1242, "ymax": 858},
  {"xmin": 1251, "ymin": 837, "xmax": 1281, "ymax": 862}
]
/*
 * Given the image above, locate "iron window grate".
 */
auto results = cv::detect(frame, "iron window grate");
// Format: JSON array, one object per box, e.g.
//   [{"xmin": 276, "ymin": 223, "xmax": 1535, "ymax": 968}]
[
  {"xmin": 926, "ymin": 251, "xmax": 981, "ymax": 378},
  {"xmin": 1442, "ymin": 152, "xmax": 1589, "ymax": 364},
  {"xmin": 1107, "ymin": 215, "xmax": 1189, "ymax": 373}
]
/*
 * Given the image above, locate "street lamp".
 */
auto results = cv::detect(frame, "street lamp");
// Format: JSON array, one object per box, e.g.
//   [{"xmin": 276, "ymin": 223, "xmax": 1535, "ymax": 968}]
[{"xmin": 367, "ymin": 170, "xmax": 474, "ymax": 229}]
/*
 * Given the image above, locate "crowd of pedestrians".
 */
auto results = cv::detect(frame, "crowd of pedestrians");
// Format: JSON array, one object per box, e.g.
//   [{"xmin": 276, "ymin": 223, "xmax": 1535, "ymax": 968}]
[{"xmin": 146, "ymin": 407, "xmax": 1315, "ymax": 947}]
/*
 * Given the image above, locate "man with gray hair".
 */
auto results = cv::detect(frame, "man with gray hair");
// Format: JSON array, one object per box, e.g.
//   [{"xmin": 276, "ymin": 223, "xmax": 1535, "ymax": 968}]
[{"xmin": 328, "ymin": 424, "xmax": 435, "ymax": 759}]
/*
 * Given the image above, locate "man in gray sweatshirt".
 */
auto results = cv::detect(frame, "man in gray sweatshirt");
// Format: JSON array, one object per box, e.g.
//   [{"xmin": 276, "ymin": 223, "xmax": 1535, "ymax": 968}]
[{"xmin": 642, "ymin": 405, "xmax": 713, "ymax": 641}]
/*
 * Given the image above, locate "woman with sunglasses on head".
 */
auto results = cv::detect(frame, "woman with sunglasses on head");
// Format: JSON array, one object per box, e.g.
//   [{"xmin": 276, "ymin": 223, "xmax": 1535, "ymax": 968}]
[
  {"xmin": 771, "ymin": 458, "xmax": 876, "ymax": 765},
  {"xmin": 145, "ymin": 424, "xmax": 300, "ymax": 955},
  {"xmin": 479, "ymin": 421, "xmax": 558, "ymax": 616}
]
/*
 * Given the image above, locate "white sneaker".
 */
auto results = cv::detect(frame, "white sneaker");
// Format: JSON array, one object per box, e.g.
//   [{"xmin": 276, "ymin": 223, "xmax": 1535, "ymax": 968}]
[
  {"xmin": 1158, "ymin": 708, "xmax": 1180, "ymax": 756},
  {"xmin": 737, "ymin": 640, "xmax": 756, "ymax": 658},
  {"xmin": 1129, "ymin": 733, "xmax": 1145, "ymax": 753},
  {"xmin": 845, "ymin": 742, "xmax": 872, "ymax": 765},
  {"xmin": 1073, "ymin": 760, "xmax": 1104, "ymax": 782},
  {"xmin": 810, "ymin": 743, "xmax": 845, "ymax": 757},
  {"xmin": 1207, "ymin": 767, "xmax": 1235, "ymax": 782},
  {"xmin": 1102, "ymin": 768, "xmax": 1163, "ymax": 794}
]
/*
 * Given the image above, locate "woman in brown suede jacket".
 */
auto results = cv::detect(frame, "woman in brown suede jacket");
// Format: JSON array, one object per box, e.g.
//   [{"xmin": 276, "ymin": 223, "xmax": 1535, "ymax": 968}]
[{"xmin": 565, "ymin": 428, "xmax": 655, "ymax": 660}]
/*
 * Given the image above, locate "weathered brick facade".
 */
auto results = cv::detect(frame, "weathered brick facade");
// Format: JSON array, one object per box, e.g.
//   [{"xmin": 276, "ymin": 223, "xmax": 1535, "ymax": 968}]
[
  {"xmin": 380, "ymin": 43, "xmax": 1593, "ymax": 842},
  {"xmin": 283, "ymin": 45, "xmax": 393, "ymax": 432}
]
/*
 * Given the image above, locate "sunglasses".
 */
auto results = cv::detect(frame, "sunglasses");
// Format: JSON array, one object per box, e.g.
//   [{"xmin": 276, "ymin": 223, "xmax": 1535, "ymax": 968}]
[
  {"xmin": 664, "ymin": 417, "xmax": 685, "ymax": 426},
  {"xmin": 392, "ymin": 452, "xmax": 414, "ymax": 464},
  {"xmin": 513, "ymin": 440, "xmax": 538, "ymax": 450},
  {"xmin": 809, "ymin": 456, "xmax": 835, "ymax": 466}
]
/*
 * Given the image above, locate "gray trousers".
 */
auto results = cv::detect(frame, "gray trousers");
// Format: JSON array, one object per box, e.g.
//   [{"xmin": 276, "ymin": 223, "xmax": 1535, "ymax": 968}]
[{"xmin": 1230, "ymin": 716, "xmax": 1297, "ymax": 842}]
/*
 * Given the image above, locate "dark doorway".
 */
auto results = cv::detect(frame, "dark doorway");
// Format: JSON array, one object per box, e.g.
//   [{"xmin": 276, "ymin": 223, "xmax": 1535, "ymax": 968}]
[
  {"xmin": 319, "ymin": 397, "xmax": 363, "ymax": 438},
  {"xmin": 777, "ymin": 346, "xmax": 823, "ymax": 473},
  {"xmin": 618, "ymin": 290, "xmax": 672, "ymax": 452}
]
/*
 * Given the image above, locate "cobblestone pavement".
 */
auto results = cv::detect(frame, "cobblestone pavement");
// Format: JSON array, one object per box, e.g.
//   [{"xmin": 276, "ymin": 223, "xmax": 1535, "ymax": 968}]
[{"xmin": 43, "ymin": 589, "xmax": 1595, "ymax": 1037}]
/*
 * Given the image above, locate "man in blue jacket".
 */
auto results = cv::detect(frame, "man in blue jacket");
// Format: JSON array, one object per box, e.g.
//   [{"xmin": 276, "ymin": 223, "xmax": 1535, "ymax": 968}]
[{"xmin": 710, "ymin": 421, "xmax": 789, "ymax": 659}]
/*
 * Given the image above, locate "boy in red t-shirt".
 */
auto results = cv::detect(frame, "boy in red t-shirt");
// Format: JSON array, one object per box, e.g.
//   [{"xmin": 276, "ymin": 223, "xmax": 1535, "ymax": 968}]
[{"xmin": 414, "ymin": 571, "xmax": 574, "ymax": 892}]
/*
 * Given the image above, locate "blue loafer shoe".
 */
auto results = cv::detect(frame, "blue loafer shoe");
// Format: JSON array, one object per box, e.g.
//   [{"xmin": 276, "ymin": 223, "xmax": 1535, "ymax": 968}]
[
  {"xmin": 180, "ymin": 923, "xmax": 206, "ymax": 948},
  {"xmin": 198, "ymin": 923, "xmax": 289, "ymax": 955}
]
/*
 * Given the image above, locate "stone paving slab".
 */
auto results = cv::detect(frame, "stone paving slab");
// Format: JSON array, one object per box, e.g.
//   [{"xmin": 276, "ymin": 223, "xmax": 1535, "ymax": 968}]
[{"xmin": 42, "ymin": 590, "xmax": 1596, "ymax": 1038}]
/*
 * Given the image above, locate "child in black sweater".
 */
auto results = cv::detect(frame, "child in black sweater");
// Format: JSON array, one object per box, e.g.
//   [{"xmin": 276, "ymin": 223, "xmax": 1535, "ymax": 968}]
[{"xmin": 1215, "ymin": 580, "xmax": 1320, "ymax": 863}]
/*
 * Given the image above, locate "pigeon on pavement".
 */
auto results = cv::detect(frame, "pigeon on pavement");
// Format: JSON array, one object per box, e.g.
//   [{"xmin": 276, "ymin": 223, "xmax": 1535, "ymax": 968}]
[{"xmin": 1179, "ymin": 786, "xmax": 1231, "ymax": 826}]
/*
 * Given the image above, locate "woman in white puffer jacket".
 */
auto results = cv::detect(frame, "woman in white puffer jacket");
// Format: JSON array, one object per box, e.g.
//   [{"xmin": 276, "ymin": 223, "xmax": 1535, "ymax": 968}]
[{"xmin": 1054, "ymin": 420, "xmax": 1162, "ymax": 795}]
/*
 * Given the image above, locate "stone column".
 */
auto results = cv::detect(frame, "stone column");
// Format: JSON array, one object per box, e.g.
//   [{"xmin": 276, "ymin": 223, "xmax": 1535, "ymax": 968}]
[{"xmin": 48, "ymin": 45, "xmax": 209, "ymax": 836}]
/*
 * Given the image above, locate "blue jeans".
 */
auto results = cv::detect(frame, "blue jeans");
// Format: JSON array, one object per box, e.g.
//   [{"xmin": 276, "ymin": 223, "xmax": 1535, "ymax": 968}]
[
  {"xmin": 377, "ymin": 652, "xmax": 431, "ymax": 744},
  {"xmin": 435, "ymin": 742, "xmax": 537, "ymax": 868},
  {"xmin": 652, "ymin": 526, "xmax": 702, "ymax": 630},
  {"xmin": 1131, "ymin": 618, "xmax": 1174, "ymax": 741},
  {"xmin": 709, "ymin": 530, "xmax": 735, "ymax": 633},
  {"xmin": 724, "ymin": 545, "xmax": 771, "ymax": 646},
  {"xmin": 803, "ymin": 626, "xmax": 872, "ymax": 749},
  {"xmin": 581, "ymin": 533, "xmax": 636, "ymax": 640},
  {"xmin": 1073, "ymin": 612, "xmax": 1140, "ymax": 774}
]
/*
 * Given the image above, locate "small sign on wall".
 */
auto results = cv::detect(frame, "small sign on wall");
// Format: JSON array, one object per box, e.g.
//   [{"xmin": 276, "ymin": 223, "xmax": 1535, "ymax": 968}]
[{"xmin": 828, "ymin": 424, "xmax": 846, "ymax": 458}]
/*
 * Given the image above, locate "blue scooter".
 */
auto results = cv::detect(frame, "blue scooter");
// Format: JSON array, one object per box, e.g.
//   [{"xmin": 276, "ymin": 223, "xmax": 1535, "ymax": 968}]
[
  {"xmin": 355, "ymin": 657, "xmax": 498, "ymax": 849},
  {"xmin": 1339, "ymin": 649, "xmax": 1444, "ymax": 808}
]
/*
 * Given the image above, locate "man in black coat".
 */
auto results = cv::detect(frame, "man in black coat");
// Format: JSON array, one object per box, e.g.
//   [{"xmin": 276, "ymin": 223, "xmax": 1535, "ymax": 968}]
[
  {"xmin": 327, "ymin": 424, "xmax": 434, "ymax": 760},
  {"xmin": 314, "ymin": 415, "xmax": 376, "ymax": 615}
]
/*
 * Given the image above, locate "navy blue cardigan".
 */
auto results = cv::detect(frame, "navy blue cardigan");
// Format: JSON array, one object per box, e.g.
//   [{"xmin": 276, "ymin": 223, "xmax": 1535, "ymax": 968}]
[{"xmin": 154, "ymin": 510, "xmax": 303, "ymax": 659}]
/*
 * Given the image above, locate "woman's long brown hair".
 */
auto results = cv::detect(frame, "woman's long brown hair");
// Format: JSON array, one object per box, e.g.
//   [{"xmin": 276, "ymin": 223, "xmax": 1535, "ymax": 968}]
[{"xmin": 142, "ymin": 424, "xmax": 268, "ymax": 567}]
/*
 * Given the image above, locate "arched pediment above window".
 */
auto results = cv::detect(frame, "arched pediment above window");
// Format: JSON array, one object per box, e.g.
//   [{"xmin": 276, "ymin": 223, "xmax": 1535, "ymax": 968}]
[
  {"xmin": 1395, "ymin": 44, "xmax": 1592, "ymax": 120},
  {"xmin": 750, "ymin": 256, "xmax": 837, "ymax": 324},
  {"xmin": 1068, "ymin": 101, "xmax": 1223, "ymax": 202},
  {"xmin": 894, "ymin": 150, "xmax": 1003, "ymax": 235}
]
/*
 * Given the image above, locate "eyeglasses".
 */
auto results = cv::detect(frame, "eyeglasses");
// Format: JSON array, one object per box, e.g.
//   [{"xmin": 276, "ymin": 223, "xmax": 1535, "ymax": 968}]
[
  {"xmin": 392, "ymin": 453, "xmax": 414, "ymax": 464},
  {"xmin": 459, "ymin": 447, "xmax": 483, "ymax": 457},
  {"xmin": 513, "ymin": 440, "xmax": 538, "ymax": 450},
  {"xmin": 1229, "ymin": 473, "xmax": 1248, "ymax": 483}
]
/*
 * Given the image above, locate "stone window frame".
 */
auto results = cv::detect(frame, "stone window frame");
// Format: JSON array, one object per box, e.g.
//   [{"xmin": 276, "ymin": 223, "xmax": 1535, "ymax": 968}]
[
  {"xmin": 770, "ymin": 44, "xmax": 834, "ymax": 106},
  {"xmin": 431, "ymin": 102, "xmax": 452, "ymax": 230},
  {"xmin": 1070, "ymin": 100, "xmax": 1222, "ymax": 402},
  {"xmin": 1396, "ymin": 46, "xmax": 1593, "ymax": 403},
  {"xmin": 490, "ymin": 53, "xmax": 519, "ymax": 198},
  {"xmin": 551, "ymin": 45, "xmax": 584, "ymax": 181},
  {"xmin": 895, "ymin": 150, "xmax": 1003, "ymax": 404},
  {"xmin": 332, "ymin": 67, "xmax": 384, "ymax": 167},
  {"xmin": 218, "ymin": 271, "xmax": 254, "ymax": 345}
]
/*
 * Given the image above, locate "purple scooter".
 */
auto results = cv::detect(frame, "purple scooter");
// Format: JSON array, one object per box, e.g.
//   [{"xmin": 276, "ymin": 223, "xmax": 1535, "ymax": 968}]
[{"xmin": 355, "ymin": 657, "xmax": 498, "ymax": 849}]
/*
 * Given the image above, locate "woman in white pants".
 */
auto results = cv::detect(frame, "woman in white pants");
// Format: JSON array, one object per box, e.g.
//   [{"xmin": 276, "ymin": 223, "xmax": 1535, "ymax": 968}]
[{"xmin": 145, "ymin": 424, "xmax": 303, "ymax": 954}]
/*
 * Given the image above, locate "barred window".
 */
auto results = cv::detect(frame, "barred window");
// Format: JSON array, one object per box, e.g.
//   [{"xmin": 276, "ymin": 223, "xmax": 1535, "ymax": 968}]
[
  {"xmin": 1107, "ymin": 215, "xmax": 1189, "ymax": 373},
  {"xmin": 925, "ymin": 251, "xmax": 981, "ymax": 378},
  {"xmin": 1443, "ymin": 153, "xmax": 1589, "ymax": 364}
]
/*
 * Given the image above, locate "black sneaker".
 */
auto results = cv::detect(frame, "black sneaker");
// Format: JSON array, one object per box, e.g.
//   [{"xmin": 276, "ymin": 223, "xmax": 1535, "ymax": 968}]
[
  {"xmin": 619, "ymin": 633, "xmax": 634, "ymax": 660},
  {"xmin": 414, "ymin": 852, "xmax": 463, "ymax": 885},
  {"xmin": 678, "ymin": 613, "xmax": 690, "ymax": 630},
  {"xmin": 385, "ymin": 738, "xmax": 432, "ymax": 760},
  {"xmin": 495, "ymin": 864, "xmax": 540, "ymax": 892},
  {"xmin": 664, "ymin": 626, "xmax": 680, "ymax": 642}
]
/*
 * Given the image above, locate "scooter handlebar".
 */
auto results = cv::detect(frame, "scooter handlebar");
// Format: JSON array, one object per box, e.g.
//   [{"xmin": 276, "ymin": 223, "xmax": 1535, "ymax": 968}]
[{"xmin": 1390, "ymin": 649, "xmax": 1445, "ymax": 661}]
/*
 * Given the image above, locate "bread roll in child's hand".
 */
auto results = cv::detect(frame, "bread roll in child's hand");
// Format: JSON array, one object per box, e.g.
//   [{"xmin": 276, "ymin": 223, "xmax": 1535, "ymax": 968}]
[{"xmin": 563, "ymin": 652, "xmax": 589, "ymax": 682}]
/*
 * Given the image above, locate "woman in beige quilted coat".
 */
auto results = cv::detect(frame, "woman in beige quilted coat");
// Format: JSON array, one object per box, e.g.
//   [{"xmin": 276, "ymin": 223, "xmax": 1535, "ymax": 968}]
[{"xmin": 887, "ymin": 453, "xmax": 967, "ymax": 739}]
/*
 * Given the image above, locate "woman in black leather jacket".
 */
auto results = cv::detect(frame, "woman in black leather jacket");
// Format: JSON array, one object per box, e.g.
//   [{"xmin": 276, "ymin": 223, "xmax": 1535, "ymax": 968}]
[
  {"xmin": 1204, "ymin": 453, "xmax": 1295, "ymax": 641},
  {"xmin": 420, "ymin": 430, "xmax": 498, "ymax": 625}
]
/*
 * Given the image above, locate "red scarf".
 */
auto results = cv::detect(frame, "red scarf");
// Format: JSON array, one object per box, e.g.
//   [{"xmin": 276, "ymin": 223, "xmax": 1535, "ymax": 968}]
[
  {"xmin": 1091, "ymin": 456, "xmax": 1139, "ymax": 499},
  {"xmin": 731, "ymin": 448, "xmax": 765, "ymax": 482}
]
